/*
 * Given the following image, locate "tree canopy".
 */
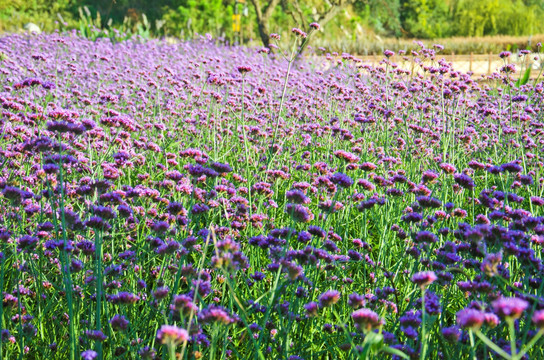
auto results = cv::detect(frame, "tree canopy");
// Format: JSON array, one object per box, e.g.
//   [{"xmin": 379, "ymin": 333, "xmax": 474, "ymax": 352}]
[{"xmin": 1, "ymin": 0, "xmax": 543, "ymax": 43}]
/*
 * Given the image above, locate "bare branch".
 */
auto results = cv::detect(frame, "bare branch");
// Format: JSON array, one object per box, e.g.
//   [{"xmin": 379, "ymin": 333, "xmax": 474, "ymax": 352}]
[
  {"xmin": 249, "ymin": 0, "xmax": 281, "ymax": 47},
  {"xmin": 263, "ymin": 0, "xmax": 282, "ymax": 19},
  {"xmin": 290, "ymin": 1, "xmax": 308, "ymax": 31},
  {"xmin": 316, "ymin": 0, "xmax": 353, "ymax": 24},
  {"xmin": 249, "ymin": 0, "xmax": 263, "ymax": 20}
]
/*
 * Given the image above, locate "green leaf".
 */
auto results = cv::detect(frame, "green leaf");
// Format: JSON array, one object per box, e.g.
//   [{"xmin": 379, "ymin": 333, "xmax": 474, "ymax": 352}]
[
  {"xmin": 516, "ymin": 66, "xmax": 532, "ymax": 87},
  {"xmin": 382, "ymin": 346, "xmax": 410, "ymax": 359},
  {"xmin": 367, "ymin": 331, "xmax": 383, "ymax": 345}
]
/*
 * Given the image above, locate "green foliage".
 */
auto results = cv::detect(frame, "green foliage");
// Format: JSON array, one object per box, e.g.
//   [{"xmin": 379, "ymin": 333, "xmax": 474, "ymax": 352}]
[
  {"xmin": 354, "ymin": 0, "xmax": 403, "ymax": 37},
  {"xmin": 450, "ymin": 0, "xmax": 544, "ymax": 37},
  {"xmin": 401, "ymin": 0, "xmax": 452, "ymax": 38},
  {"xmin": 162, "ymin": 0, "xmax": 235, "ymax": 38},
  {"xmin": 1, "ymin": 0, "xmax": 544, "ymax": 46},
  {"xmin": 0, "ymin": 0, "xmax": 75, "ymax": 32}
]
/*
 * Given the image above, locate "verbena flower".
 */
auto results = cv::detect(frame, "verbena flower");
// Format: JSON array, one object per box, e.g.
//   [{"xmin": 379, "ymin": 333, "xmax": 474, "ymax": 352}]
[
  {"xmin": 492, "ymin": 297, "xmax": 528, "ymax": 320},
  {"xmin": 110, "ymin": 315, "xmax": 129, "ymax": 332},
  {"xmin": 319, "ymin": 290, "xmax": 340, "ymax": 307},
  {"xmin": 156, "ymin": 325, "xmax": 189, "ymax": 346},
  {"xmin": 352, "ymin": 308, "xmax": 383, "ymax": 332},
  {"xmin": 456, "ymin": 308, "xmax": 485, "ymax": 330}
]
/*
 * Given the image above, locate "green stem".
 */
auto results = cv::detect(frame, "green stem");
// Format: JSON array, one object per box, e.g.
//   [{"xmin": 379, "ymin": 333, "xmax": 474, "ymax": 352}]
[
  {"xmin": 420, "ymin": 288, "xmax": 427, "ymax": 360},
  {"xmin": 0, "ymin": 247, "xmax": 4, "ymax": 359},
  {"xmin": 515, "ymin": 329, "xmax": 544, "ymax": 360},
  {"xmin": 95, "ymin": 230, "xmax": 103, "ymax": 359},
  {"xmin": 508, "ymin": 318, "xmax": 516, "ymax": 358},
  {"xmin": 56, "ymin": 143, "xmax": 76, "ymax": 360},
  {"xmin": 475, "ymin": 330, "xmax": 512, "ymax": 359},
  {"xmin": 468, "ymin": 330, "xmax": 477, "ymax": 360},
  {"xmin": 167, "ymin": 343, "xmax": 176, "ymax": 360},
  {"xmin": 268, "ymin": 38, "xmax": 298, "ymax": 170}
]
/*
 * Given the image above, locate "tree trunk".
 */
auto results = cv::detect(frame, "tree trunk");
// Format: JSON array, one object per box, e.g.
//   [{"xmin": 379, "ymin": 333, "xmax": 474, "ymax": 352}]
[
  {"xmin": 257, "ymin": 21, "xmax": 271, "ymax": 48},
  {"xmin": 295, "ymin": 0, "xmax": 352, "ymax": 57},
  {"xmin": 250, "ymin": 0, "xmax": 281, "ymax": 48}
]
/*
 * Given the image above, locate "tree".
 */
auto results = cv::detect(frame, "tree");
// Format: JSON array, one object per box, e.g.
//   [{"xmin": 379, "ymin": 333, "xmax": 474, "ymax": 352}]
[
  {"xmin": 250, "ymin": 0, "xmax": 354, "ymax": 49},
  {"xmin": 249, "ymin": 0, "xmax": 281, "ymax": 48}
]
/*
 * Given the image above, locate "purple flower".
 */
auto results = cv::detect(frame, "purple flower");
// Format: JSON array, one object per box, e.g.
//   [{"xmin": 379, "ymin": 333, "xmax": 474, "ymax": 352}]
[
  {"xmin": 84, "ymin": 216, "xmax": 111, "ymax": 231},
  {"xmin": 441, "ymin": 326, "xmax": 461, "ymax": 343},
  {"xmin": 532, "ymin": 310, "xmax": 544, "ymax": 329},
  {"xmin": 357, "ymin": 198, "xmax": 377, "ymax": 211},
  {"xmin": 172, "ymin": 295, "xmax": 198, "ymax": 317},
  {"xmin": 414, "ymin": 231, "xmax": 438, "ymax": 244},
  {"xmin": 153, "ymin": 287, "xmax": 170, "ymax": 300},
  {"xmin": 191, "ymin": 203, "xmax": 210, "ymax": 215},
  {"xmin": 348, "ymin": 293, "xmax": 365, "ymax": 309},
  {"xmin": 110, "ymin": 315, "xmax": 129, "ymax": 332},
  {"xmin": 85, "ymin": 330, "xmax": 107, "ymax": 342},
  {"xmin": 198, "ymin": 305, "xmax": 235, "ymax": 325},
  {"xmin": 166, "ymin": 201, "xmax": 185, "ymax": 215},
  {"xmin": 3, "ymin": 186, "xmax": 23, "ymax": 203},
  {"xmin": 304, "ymin": 302, "xmax": 319, "ymax": 317},
  {"xmin": 330, "ymin": 172, "xmax": 353, "ymax": 188},
  {"xmin": 319, "ymin": 290, "xmax": 340, "ymax": 307},
  {"xmin": 111, "ymin": 292, "xmax": 140, "ymax": 305},
  {"xmin": 481, "ymin": 252, "xmax": 502, "ymax": 276},
  {"xmin": 501, "ymin": 162, "xmax": 522, "ymax": 173},
  {"xmin": 210, "ymin": 162, "xmax": 232, "ymax": 174},
  {"xmin": 352, "ymin": 308, "xmax": 383, "ymax": 332},
  {"xmin": 384, "ymin": 50, "xmax": 395, "ymax": 58},
  {"xmin": 291, "ymin": 28, "xmax": 307, "ymax": 38},
  {"xmin": 156, "ymin": 325, "xmax": 189, "ymax": 345},
  {"xmin": 456, "ymin": 308, "xmax": 485, "ymax": 330},
  {"xmin": 286, "ymin": 189, "xmax": 310, "ymax": 204},
  {"xmin": 422, "ymin": 171, "xmax": 439, "ymax": 183},
  {"xmin": 81, "ymin": 350, "xmax": 98, "ymax": 360},
  {"xmin": 93, "ymin": 205, "xmax": 116, "ymax": 220},
  {"xmin": 47, "ymin": 120, "xmax": 86, "ymax": 135},
  {"xmin": 237, "ymin": 66, "xmax": 252, "ymax": 74},
  {"xmin": 492, "ymin": 297, "xmax": 528, "ymax": 320},
  {"xmin": 17, "ymin": 235, "xmax": 39, "ymax": 252},
  {"xmin": 308, "ymin": 225, "xmax": 326, "ymax": 238},
  {"xmin": 285, "ymin": 203, "xmax": 314, "ymax": 223},
  {"xmin": 454, "ymin": 173, "xmax": 475, "ymax": 190},
  {"xmin": 43, "ymin": 163, "xmax": 59, "ymax": 174},
  {"xmin": 401, "ymin": 212, "xmax": 423, "ymax": 223},
  {"xmin": 484, "ymin": 312, "xmax": 500, "ymax": 328},
  {"xmin": 152, "ymin": 221, "xmax": 169, "ymax": 233}
]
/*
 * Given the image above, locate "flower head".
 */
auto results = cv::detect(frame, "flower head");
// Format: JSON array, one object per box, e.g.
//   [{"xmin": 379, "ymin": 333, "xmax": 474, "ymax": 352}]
[
  {"xmin": 442, "ymin": 326, "xmax": 461, "ymax": 343},
  {"xmin": 110, "ymin": 315, "xmax": 129, "ymax": 332},
  {"xmin": 532, "ymin": 310, "xmax": 544, "ymax": 329},
  {"xmin": 492, "ymin": 297, "xmax": 528, "ymax": 320},
  {"xmin": 412, "ymin": 271, "xmax": 437, "ymax": 289},
  {"xmin": 319, "ymin": 290, "xmax": 340, "ymax": 307},
  {"xmin": 456, "ymin": 308, "xmax": 485, "ymax": 330},
  {"xmin": 291, "ymin": 28, "xmax": 307, "ymax": 38},
  {"xmin": 285, "ymin": 203, "xmax": 314, "ymax": 223},
  {"xmin": 330, "ymin": 172, "xmax": 353, "ymax": 188},
  {"xmin": 81, "ymin": 350, "xmax": 98, "ymax": 360},
  {"xmin": 237, "ymin": 66, "xmax": 251, "ymax": 74},
  {"xmin": 352, "ymin": 308, "xmax": 383, "ymax": 332},
  {"xmin": 156, "ymin": 325, "xmax": 189, "ymax": 346},
  {"xmin": 384, "ymin": 50, "xmax": 395, "ymax": 58}
]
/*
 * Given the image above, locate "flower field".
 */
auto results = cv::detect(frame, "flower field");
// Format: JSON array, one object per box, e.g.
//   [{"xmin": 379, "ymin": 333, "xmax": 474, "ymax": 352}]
[{"xmin": 0, "ymin": 31, "xmax": 544, "ymax": 359}]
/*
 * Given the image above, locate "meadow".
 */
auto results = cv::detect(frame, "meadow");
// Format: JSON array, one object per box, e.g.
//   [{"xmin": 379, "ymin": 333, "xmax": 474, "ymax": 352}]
[{"xmin": 0, "ymin": 28, "xmax": 543, "ymax": 359}]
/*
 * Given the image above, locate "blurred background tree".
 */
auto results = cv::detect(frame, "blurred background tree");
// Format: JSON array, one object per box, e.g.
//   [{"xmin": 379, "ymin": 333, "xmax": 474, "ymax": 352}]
[{"xmin": 1, "ymin": 0, "xmax": 543, "ymax": 53}]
